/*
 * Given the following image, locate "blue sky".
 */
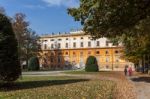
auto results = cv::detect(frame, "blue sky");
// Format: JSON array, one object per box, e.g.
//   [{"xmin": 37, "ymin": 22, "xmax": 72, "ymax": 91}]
[{"xmin": 0, "ymin": 0, "xmax": 82, "ymax": 35}]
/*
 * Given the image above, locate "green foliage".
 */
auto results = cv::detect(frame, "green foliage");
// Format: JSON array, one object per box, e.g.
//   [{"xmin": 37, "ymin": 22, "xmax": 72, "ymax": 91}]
[
  {"xmin": 85, "ymin": 56, "xmax": 99, "ymax": 72},
  {"xmin": 68, "ymin": 0, "xmax": 150, "ymax": 38},
  {"xmin": 68, "ymin": 0, "xmax": 150, "ymax": 67},
  {"xmin": 28, "ymin": 56, "xmax": 40, "ymax": 71},
  {"xmin": 0, "ymin": 13, "xmax": 21, "ymax": 82}
]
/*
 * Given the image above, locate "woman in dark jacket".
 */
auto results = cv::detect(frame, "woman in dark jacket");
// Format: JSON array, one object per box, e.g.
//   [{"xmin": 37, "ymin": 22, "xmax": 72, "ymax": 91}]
[{"xmin": 124, "ymin": 67, "xmax": 128, "ymax": 76}]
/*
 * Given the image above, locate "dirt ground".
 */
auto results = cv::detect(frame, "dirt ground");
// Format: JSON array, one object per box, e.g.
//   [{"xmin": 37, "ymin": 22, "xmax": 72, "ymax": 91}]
[{"xmin": 129, "ymin": 73, "xmax": 150, "ymax": 99}]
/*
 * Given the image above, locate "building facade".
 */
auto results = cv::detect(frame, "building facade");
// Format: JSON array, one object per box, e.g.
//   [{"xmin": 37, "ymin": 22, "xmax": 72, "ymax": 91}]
[{"xmin": 39, "ymin": 31, "xmax": 134, "ymax": 71}]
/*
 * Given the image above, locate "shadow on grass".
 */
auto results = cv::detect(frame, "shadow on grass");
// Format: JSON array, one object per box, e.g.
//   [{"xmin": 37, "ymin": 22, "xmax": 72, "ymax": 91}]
[
  {"xmin": 131, "ymin": 76, "xmax": 150, "ymax": 83},
  {"xmin": 0, "ymin": 79, "xmax": 89, "ymax": 91}
]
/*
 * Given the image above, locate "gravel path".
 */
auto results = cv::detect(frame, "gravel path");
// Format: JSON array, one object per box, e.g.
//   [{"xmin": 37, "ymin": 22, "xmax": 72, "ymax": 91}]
[{"xmin": 128, "ymin": 75, "xmax": 150, "ymax": 99}]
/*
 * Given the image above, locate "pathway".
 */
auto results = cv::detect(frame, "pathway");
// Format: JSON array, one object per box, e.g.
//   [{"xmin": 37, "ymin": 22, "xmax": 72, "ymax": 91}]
[{"xmin": 128, "ymin": 74, "xmax": 150, "ymax": 99}]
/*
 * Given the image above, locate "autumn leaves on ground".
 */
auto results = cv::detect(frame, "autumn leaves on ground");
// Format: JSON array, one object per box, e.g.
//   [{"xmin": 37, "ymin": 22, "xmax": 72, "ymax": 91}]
[{"xmin": 0, "ymin": 71, "xmax": 136, "ymax": 99}]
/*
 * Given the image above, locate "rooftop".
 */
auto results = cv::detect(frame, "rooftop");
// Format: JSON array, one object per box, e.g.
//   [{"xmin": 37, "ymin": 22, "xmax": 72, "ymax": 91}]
[{"xmin": 40, "ymin": 30, "xmax": 86, "ymax": 38}]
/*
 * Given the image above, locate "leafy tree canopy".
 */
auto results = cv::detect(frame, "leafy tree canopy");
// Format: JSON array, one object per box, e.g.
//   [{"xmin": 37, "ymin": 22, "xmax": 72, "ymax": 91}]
[
  {"xmin": 68, "ymin": 0, "xmax": 150, "ymax": 38},
  {"xmin": 68, "ymin": 0, "xmax": 150, "ymax": 64},
  {"xmin": 12, "ymin": 13, "xmax": 40, "ymax": 68}
]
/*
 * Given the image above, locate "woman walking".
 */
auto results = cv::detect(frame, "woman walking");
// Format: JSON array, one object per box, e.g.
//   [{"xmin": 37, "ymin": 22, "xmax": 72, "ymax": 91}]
[{"xmin": 128, "ymin": 67, "xmax": 133, "ymax": 76}]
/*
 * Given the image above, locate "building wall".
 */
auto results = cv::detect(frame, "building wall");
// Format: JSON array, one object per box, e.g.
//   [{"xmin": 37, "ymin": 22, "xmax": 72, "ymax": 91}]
[
  {"xmin": 39, "ymin": 48, "xmax": 133, "ymax": 71},
  {"xmin": 40, "ymin": 34, "xmax": 116, "ymax": 50},
  {"xmin": 39, "ymin": 31, "xmax": 134, "ymax": 71}
]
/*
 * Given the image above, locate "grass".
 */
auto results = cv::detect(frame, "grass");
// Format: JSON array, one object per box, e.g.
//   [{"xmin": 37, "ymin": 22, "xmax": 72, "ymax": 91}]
[
  {"xmin": 0, "ymin": 75, "xmax": 115, "ymax": 99},
  {"xmin": 64, "ymin": 70, "xmax": 137, "ymax": 99},
  {"xmin": 0, "ymin": 71, "xmax": 137, "ymax": 99}
]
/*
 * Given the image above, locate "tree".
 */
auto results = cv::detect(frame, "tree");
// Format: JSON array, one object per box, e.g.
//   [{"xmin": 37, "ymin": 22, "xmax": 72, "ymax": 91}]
[
  {"xmin": 28, "ymin": 56, "xmax": 40, "ymax": 71},
  {"xmin": 68, "ymin": 0, "xmax": 150, "ymax": 73},
  {"xmin": 25, "ymin": 29, "xmax": 40, "ymax": 67},
  {"xmin": 12, "ymin": 13, "xmax": 40, "ymax": 69},
  {"xmin": 68, "ymin": 0, "xmax": 150, "ymax": 38},
  {"xmin": 0, "ymin": 6, "xmax": 5, "ymax": 14},
  {"xmin": 85, "ymin": 56, "xmax": 99, "ymax": 72},
  {"xmin": 12, "ymin": 13, "xmax": 29, "ymax": 65},
  {"xmin": 0, "ymin": 13, "xmax": 21, "ymax": 82}
]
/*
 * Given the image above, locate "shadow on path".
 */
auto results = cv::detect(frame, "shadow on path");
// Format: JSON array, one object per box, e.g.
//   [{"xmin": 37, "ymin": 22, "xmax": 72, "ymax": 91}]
[
  {"xmin": 131, "ymin": 76, "xmax": 150, "ymax": 83},
  {"xmin": 0, "ymin": 79, "xmax": 89, "ymax": 91}
]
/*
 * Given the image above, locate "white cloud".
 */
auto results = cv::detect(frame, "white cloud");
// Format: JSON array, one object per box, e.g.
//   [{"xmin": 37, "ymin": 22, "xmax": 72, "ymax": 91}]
[
  {"xmin": 42, "ymin": 0, "xmax": 79, "ymax": 8},
  {"xmin": 24, "ymin": 5, "xmax": 45, "ymax": 9}
]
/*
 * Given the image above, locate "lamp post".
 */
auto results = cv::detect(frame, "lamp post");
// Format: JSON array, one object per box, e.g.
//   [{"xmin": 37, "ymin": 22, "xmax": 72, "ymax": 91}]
[{"xmin": 111, "ymin": 47, "xmax": 114, "ymax": 71}]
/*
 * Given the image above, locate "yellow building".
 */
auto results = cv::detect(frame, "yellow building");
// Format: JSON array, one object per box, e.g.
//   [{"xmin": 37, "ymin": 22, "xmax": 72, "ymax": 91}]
[{"xmin": 39, "ymin": 31, "xmax": 133, "ymax": 71}]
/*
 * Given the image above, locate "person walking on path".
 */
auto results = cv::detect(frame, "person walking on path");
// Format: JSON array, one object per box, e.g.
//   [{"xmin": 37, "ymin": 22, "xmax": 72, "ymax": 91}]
[
  {"xmin": 124, "ymin": 67, "xmax": 128, "ymax": 76},
  {"xmin": 128, "ymin": 67, "xmax": 133, "ymax": 76}
]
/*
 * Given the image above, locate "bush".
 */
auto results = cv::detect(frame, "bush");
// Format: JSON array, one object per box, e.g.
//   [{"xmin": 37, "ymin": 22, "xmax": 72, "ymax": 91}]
[
  {"xmin": 28, "ymin": 56, "xmax": 40, "ymax": 71},
  {"xmin": 0, "ymin": 13, "xmax": 21, "ymax": 82},
  {"xmin": 85, "ymin": 56, "xmax": 99, "ymax": 72}
]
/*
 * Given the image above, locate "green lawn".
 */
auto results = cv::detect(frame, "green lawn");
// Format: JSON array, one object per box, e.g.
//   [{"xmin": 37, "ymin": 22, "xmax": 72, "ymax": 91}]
[{"xmin": 0, "ymin": 75, "xmax": 115, "ymax": 99}]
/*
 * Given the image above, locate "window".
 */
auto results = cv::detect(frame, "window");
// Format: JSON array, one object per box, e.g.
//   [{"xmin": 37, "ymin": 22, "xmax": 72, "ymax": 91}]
[
  {"xmin": 106, "ymin": 41, "xmax": 109, "ymax": 46},
  {"xmin": 88, "ymin": 42, "xmax": 91, "ymax": 47},
  {"xmin": 58, "ymin": 43, "xmax": 61, "ymax": 48},
  {"xmin": 96, "ymin": 51, "xmax": 100, "ymax": 54},
  {"xmin": 66, "ymin": 43, "xmax": 68, "ymax": 48},
  {"xmin": 115, "ymin": 65, "xmax": 119, "ymax": 68},
  {"xmin": 80, "ymin": 42, "xmax": 83, "ymax": 47},
  {"xmin": 58, "ymin": 57, "xmax": 61, "ymax": 63},
  {"xmin": 73, "ymin": 52, "xmax": 76, "ymax": 55},
  {"xmin": 65, "ymin": 52, "xmax": 68, "ymax": 55},
  {"xmin": 58, "ymin": 39, "xmax": 62, "ymax": 41},
  {"xmin": 106, "ymin": 57, "xmax": 109, "ymax": 62},
  {"xmin": 51, "ymin": 65, "xmax": 54, "ymax": 68},
  {"xmin": 51, "ymin": 39, "xmax": 54, "ymax": 41},
  {"xmin": 80, "ymin": 52, "xmax": 83, "ymax": 56},
  {"xmin": 38, "ymin": 44, "xmax": 41, "ymax": 49},
  {"xmin": 106, "ymin": 50, "xmax": 109, "ymax": 54},
  {"xmin": 44, "ymin": 53, "xmax": 47, "ymax": 56},
  {"xmin": 106, "ymin": 65, "xmax": 109, "ymax": 69},
  {"xmin": 51, "ymin": 44, "xmax": 54, "ymax": 49},
  {"xmin": 115, "ymin": 50, "xmax": 119, "ymax": 54},
  {"xmin": 113, "ymin": 42, "xmax": 119, "ymax": 46},
  {"xmin": 73, "ymin": 42, "xmax": 76, "ymax": 48},
  {"xmin": 97, "ymin": 41, "xmax": 100, "ymax": 46},
  {"xmin": 51, "ymin": 52, "xmax": 54, "ymax": 56},
  {"xmin": 57, "ymin": 65, "xmax": 60, "ymax": 68},
  {"xmin": 116, "ymin": 56, "xmax": 119, "ymax": 62},
  {"xmin": 88, "ymin": 51, "xmax": 91, "ymax": 54},
  {"xmin": 58, "ymin": 52, "xmax": 62, "ymax": 55},
  {"xmin": 50, "ymin": 58, "xmax": 53, "ymax": 63},
  {"xmin": 44, "ymin": 44, "xmax": 47, "ymax": 49}
]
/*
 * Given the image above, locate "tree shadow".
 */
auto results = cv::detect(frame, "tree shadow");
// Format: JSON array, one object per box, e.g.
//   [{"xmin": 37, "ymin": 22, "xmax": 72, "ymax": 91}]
[
  {"xmin": 0, "ymin": 79, "xmax": 89, "ymax": 91},
  {"xmin": 131, "ymin": 76, "xmax": 150, "ymax": 83}
]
